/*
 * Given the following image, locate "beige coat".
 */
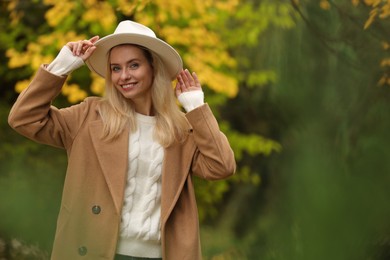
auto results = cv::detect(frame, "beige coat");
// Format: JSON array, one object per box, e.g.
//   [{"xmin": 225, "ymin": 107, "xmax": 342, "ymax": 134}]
[{"xmin": 8, "ymin": 67, "xmax": 236, "ymax": 260}]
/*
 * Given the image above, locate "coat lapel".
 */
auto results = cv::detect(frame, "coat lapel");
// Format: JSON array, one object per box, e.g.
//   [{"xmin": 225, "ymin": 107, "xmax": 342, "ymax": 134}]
[
  {"xmin": 161, "ymin": 137, "xmax": 196, "ymax": 223},
  {"xmin": 89, "ymin": 120, "xmax": 129, "ymax": 214}
]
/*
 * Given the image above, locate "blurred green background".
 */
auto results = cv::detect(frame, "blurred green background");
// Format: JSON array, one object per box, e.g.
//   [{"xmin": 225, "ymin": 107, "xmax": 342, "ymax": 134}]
[{"xmin": 1, "ymin": 0, "xmax": 390, "ymax": 259}]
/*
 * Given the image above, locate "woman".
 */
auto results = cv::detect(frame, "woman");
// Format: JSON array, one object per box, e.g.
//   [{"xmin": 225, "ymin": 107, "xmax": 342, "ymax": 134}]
[{"xmin": 8, "ymin": 20, "xmax": 235, "ymax": 260}]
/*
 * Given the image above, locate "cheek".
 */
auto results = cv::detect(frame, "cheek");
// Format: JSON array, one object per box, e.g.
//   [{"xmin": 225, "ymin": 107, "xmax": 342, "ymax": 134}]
[
  {"xmin": 146, "ymin": 68, "xmax": 154, "ymax": 85},
  {"xmin": 110, "ymin": 73, "xmax": 119, "ymax": 84}
]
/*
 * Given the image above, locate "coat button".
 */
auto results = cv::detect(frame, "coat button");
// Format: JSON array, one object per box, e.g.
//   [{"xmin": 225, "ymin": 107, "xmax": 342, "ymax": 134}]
[
  {"xmin": 92, "ymin": 205, "xmax": 101, "ymax": 214},
  {"xmin": 78, "ymin": 246, "xmax": 87, "ymax": 256}
]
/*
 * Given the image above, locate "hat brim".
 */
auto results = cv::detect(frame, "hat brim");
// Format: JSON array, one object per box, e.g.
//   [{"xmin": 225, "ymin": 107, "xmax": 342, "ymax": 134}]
[{"xmin": 86, "ymin": 33, "xmax": 182, "ymax": 80}]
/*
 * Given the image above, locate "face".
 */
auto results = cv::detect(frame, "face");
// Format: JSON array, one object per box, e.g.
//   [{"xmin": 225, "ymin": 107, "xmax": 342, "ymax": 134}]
[{"xmin": 109, "ymin": 45, "xmax": 154, "ymax": 105}]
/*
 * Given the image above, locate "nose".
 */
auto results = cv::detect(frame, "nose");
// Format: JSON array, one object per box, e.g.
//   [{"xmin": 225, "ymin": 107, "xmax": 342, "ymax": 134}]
[{"xmin": 120, "ymin": 68, "xmax": 131, "ymax": 81}]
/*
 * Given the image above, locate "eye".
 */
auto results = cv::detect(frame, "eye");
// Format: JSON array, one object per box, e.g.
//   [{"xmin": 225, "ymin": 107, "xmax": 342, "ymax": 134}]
[
  {"xmin": 110, "ymin": 66, "xmax": 121, "ymax": 72},
  {"xmin": 129, "ymin": 63, "xmax": 140, "ymax": 69}
]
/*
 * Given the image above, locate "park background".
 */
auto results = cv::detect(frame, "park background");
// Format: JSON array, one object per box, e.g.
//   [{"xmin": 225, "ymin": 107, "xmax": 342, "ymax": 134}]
[{"xmin": 1, "ymin": 0, "xmax": 390, "ymax": 259}]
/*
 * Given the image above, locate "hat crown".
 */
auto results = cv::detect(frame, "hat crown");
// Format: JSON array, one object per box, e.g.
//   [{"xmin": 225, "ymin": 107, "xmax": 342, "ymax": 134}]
[
  {"xmin": 87, "ymin": 20, "xmax": 182, "ymax": 80},
  {"xmin": 114, "ymin": 20, "xmax": 156, "ymax": 38}
]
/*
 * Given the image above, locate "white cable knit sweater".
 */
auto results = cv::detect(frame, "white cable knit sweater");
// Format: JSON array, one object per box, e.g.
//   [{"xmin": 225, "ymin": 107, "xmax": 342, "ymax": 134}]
[{"xmin": 116, "ymin": 113, "xmax": 163, "ymax": 258}]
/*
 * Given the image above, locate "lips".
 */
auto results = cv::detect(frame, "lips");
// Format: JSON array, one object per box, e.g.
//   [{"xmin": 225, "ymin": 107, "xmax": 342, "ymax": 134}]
[{"xmin": 121, "ymin": 83, "xmax": 137, "ymax": 90}]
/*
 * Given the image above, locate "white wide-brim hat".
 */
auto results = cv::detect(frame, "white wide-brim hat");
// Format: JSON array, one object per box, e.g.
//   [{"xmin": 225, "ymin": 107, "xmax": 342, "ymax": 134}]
[{"xmin": 86, "ymin": 20, "xmax": 182, "ymax": 80}]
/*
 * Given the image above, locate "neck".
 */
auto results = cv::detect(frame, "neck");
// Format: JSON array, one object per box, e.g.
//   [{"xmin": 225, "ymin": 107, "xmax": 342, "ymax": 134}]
[{"xmin": 132, "ymin": 100, "xmax": 154, "ymax": 116}]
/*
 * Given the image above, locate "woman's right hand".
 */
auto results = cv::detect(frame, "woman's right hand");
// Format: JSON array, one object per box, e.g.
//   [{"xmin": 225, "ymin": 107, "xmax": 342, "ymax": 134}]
[{"xmin": 66, "ymin": 36, "xmax": 99, "ymax": 61}]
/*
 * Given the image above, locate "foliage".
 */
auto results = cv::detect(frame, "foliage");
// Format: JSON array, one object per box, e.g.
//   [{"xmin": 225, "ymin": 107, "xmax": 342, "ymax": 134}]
[
  {"xmin": 5, "ymin": 0, "xmax": 239, "ymax": 100},
  {"xmin": 314, "ymin": 0, "xmax": 390, "ymax": 87},
  {"xmin": 0, "ymin": 0, "xmax": 285, "ymax": 257},
  {"xmin": 3, "ymin": 0, "xmax": 389, "ymax": 258},
  {"xmin": 227, "ymin": 0, "xmax": 390, "ymax": 259},
  {"xmin": 0, "ymin": 237, "xmax": 49, "ymax": 259}
]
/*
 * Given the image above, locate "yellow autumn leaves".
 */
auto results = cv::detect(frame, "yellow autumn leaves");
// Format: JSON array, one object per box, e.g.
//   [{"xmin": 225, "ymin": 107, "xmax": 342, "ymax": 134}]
[
  {"xmin": 6, "ymin": 27, "xmax": 90, "ymax": 102},
  {"xmin": 136, "ymin": 0, "xmax": 240, "ymax": 97},
  {"xmin": 6, "ymin": 0, "xmax": 240, "ymax": 103},
  {"xmin": 160, "ymin": 25, "xmax": 238, "ymax": 97},
  {"xmin": 44, "ymin": 0, "xmax": 131, "ymax": 30},
  {"xmin": 44, "ymin": 1, "xmax": 76, "ymax": 27},
  {"xmin": 7, "ymin": 0, "xmax": 390, "ymax": 100}
]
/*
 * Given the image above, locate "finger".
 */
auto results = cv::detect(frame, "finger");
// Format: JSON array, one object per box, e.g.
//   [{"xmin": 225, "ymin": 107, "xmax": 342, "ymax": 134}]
[
  {"xmin": 178, "ymin": 74, "xmax": 186, "ymax": 91},
  {"xmin": 77, "ymin": 40, "xmax": 94, "ymax": 56},
  {"xmin": 73, "ymin": 43, "xmax": 80, "ymax": 56},
  {"xmin": 82, "ymin": 45, "xmax": 97, "ymax": 61},
  {"xmin": 65, "ymin": 42, "xmax": 76, "ymax": 54},
  {"xmin": 184, "ymin": 69, "xmax": 193, "ymax": 84},
  {"xmin": 175, "ymin": 81, "xmax": 181, "ymax": 97},
  {"xmin": 81, "ymin": 42, "xmax": 95, "ymax": 54},
  {"xmin": 89, "ymin": 35, "xmax": 100, "ymax": 44},
  {"xmin": 85, "ymin": 45, "xmax": 96, "ymax": 54},
  {"xmin": 183, "ymin": 69, "xmax": 201, "ymax": 91},
  {"xmin": 192, "ymin": 72, "xmax": 199, "ymax": 85},
  {"xmin": 181, "ymin": 69, "xmax": 192, "ymax": 89},
  {"xmin": 192, "ymin": 72, "xmax": 202, "ymax": 89},
  {"xmin": 175, "ymin": 71, "xmax": 183, "ymax": 89},
  {"xmin": 186, "ymin": 69, "xmax": 198, "ymax": 89},
  {"xmin": 76, "ymin": 41, "xmax": 84, "ymax": 56}
]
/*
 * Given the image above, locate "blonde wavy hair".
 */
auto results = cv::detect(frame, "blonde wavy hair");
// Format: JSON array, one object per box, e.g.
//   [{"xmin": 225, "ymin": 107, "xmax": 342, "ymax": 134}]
[{"xmin": 97, "ymin": 44, "xmax": 189, "ymax": 147}]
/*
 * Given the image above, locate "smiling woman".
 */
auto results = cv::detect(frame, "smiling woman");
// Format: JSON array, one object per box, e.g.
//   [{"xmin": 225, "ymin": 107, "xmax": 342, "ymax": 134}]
[
  {"xmin": 109, "ymin": 45, "xmax": 154, "ymax": 115},
  {"xmin": 8, "ymin": 20, "xmax": 236, "ymax": 260}
]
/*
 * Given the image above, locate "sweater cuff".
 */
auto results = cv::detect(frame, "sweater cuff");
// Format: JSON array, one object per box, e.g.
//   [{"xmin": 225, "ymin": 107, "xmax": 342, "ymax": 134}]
[
  {"xmin": 47, "ymin": 46, "xmax": 84, "ymax": 76},
  {"xmin": 178, "ymin": 90, "xmax": 204, "ymax": 112}
]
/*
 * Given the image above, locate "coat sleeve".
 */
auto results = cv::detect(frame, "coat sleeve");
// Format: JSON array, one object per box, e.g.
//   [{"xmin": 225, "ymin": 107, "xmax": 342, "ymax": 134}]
[
  {"xmin": 185, "ymin": 103, "xmax": 236, "ymax": 180},
  {"xmin": 8, "ymin": 66, "xmax": 93, "ymax": 150}
]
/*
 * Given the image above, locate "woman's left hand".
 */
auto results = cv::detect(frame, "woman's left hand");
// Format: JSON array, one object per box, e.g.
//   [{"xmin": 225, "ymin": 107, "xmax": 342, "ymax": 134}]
[{"xmin": 175, "ymin": 69, "xmax": 202, "ymax": 97}]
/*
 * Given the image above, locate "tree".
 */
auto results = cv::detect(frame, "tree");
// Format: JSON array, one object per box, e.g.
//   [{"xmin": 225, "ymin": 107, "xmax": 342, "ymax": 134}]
[
  {"xmin": 314, "ymin": 0, "xmax": 390, "ymax": 86},
  {"xmin": 0, "ymin": 0, "xmax": 286, "ymax": 257},
  {"xmin": 233, "ymin": 0, "xmax": 390, "ymax": 258}
]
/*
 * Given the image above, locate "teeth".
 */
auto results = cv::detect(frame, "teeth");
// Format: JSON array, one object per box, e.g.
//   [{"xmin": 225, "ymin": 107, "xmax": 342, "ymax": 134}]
[{"xmin": 121, "ymin": 83, "xmax": 136, "ymax": 89}]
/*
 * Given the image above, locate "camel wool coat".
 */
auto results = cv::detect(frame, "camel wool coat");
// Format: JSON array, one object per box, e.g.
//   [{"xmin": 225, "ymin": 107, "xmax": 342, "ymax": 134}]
[{"xmin": 8, "ymin": 67, "xmax": 236, "ymax": 260}]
